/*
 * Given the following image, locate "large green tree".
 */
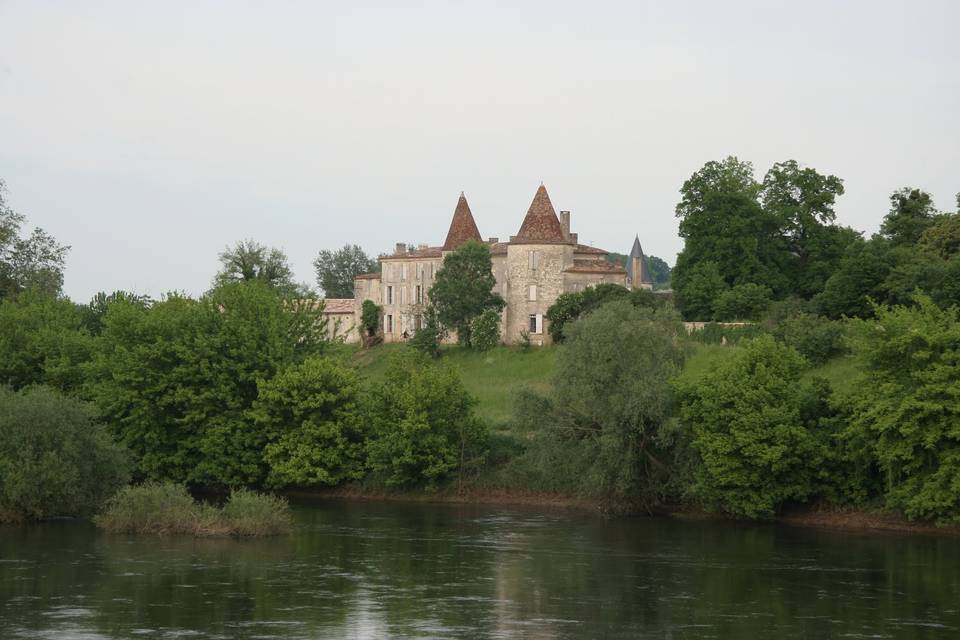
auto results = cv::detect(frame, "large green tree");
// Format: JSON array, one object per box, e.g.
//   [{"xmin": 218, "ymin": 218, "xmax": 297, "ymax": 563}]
[
  {"xmin": 313, "ymin": 244, "xmax": 378, "ymax": 298},
  {"xmin": 880, "ymin": 188, "xmax": 940, "ymax": 247},
  {"xmin": 430, "ymin": 240, "xmax": 504, "ymax": 347},
  {"xmin": 0, "ymin": 179, "xmax": 69, "ymax": 299},
  {"xmin": 214, "ymin": 239, "xmax": 301, "ymax": 295},
  {"xmin": 93, "ymin": 282, "xmax": 328, "ymax": 486}
]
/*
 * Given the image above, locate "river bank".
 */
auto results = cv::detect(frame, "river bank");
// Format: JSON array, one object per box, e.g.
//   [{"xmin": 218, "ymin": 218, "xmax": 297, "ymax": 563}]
[{"xmin": 285, "ymin": 485, "xmax": 960, "ymax": 536}]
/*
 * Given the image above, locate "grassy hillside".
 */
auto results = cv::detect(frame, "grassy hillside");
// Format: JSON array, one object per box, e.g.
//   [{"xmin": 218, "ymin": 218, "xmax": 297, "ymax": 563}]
[
  {"xmin": 343, "ymin": 342, "xmax": 861, "ymax": 428},
  {"xmin": 348, "ymin": 344, "xmax": 556, "ymax": 428}
]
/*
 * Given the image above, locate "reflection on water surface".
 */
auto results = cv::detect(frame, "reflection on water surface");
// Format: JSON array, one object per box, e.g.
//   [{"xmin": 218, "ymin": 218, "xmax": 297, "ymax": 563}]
[{"xmin": 2, "ymin": 498, "xmax": 959, "ymax": 638}]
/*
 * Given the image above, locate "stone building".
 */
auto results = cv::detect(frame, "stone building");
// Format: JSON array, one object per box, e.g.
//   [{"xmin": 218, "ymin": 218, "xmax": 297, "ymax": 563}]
[{"xmin": 349, "ymin": 184, "xmax": 652, "ymax": 345}]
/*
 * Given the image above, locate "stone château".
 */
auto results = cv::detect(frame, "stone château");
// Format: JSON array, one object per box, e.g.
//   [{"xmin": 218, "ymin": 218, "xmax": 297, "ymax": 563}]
[{"xmin": 339, "ymin": 185, "xmax": 653, "ymax": 345}]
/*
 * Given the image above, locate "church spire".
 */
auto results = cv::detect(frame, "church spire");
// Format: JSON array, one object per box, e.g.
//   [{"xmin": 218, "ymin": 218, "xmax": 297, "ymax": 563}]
[
  {"xmin": 627, "ymin": 235, "xmax": 653, "ymax": 286},
  {"xmin": 442, "ymin": 192, "xmax": 482, "ymax": 251}
]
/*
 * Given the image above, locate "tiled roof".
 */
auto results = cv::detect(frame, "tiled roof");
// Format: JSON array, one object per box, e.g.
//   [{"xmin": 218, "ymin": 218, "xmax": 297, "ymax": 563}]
[
  {"xmin": 354, "ymin": 272, "xmax": 381, "ymax": 280},
  {"xmin": 563, "ymin": 259, "xmax": 626, "ymax": 274},
  {"xmin": 442, "ymin": 192, "xmax": 483, "ymax": 251},
  {"xmin": 488, "ymin": 241, "xmax": 508, "ymax": 255},
  {"xmin": 574, "ymin": 244, "xmax": 608, "ymax": 255},
  {"xmin": 323, "ymin": 299, "xmax": 355, "ymax": 313},
  {"xmin": 514, "ymin": 185, "xmax": 566, "ymax": 244}
]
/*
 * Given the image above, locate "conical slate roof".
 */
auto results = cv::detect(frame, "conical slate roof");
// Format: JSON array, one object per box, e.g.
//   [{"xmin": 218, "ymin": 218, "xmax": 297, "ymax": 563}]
[
  {"xmin": 442, "ymin": 192, "xmax": 482, "ymax": 251},
  {"xmin": 514, "ymin": 185, "xmax": 566, "ymax": 243},
  {"xmin": 627, "ymin": 235, "xmax": 653, "ymax": 284}
]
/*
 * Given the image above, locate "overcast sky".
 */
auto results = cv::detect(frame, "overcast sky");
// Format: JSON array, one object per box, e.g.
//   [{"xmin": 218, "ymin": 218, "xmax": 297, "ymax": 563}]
[{"xmin": 1, "ymin": 1, "xmax": 958, "ymax": 301}]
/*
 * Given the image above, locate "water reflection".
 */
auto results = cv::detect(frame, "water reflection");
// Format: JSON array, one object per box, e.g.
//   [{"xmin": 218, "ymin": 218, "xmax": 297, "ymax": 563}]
[{"xmin": 1, "ymin": 499, "xmax": 959, "ymax": 639}]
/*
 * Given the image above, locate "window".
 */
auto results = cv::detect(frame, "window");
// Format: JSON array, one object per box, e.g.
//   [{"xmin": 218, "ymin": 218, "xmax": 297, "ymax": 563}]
[
  {"xmin": 528, "ymin": 250, "xmax": 539, "ymax": 270},
  {"xmin": 528, "ymin": 314, "xmax": 537, "ymax": 333},
  {"xmin": 416, "ymin": 285, "xmax": 423, "ymax": 304},
  {"xmin": 386, "ymin": 286, "xmax": 393, "ymax": 305},
  {"xmin": 416, "ymin": 263, "xmax": 422, "ymax": 280},
  {"xmin": 401, "ymin": 264, "xmax": 407, "ymax": 281},
  {"xmin": 528, "ymin": 284, "xmax": 537, "ymax": 301},
  {"xmin": 415, "ymin": 314, "xmax": 422, "ymax": 331},
  {"xmin": 400, "ymin": 286, "xmax": 406, "ymax": 305},
  {"xmin": 386, "ymin": 314, "xmax": 394, "ymax": 333}
]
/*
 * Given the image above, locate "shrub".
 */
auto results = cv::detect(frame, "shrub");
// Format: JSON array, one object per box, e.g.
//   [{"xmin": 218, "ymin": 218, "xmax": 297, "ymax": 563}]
[
  {"xmin": 360, "ymin": 299, "xmax": 380, "ymax": 338},
  {"xmin": 675, "ymin": 336, "xmax": 833, "ymax": 518},
  {"xmin": 691, "ymin": 322, "xmax": 767, "ymax": 345},
  {"xmin": 713, "ymin": 283, "xmax": 773, "ymax": 321},
  {"xmin": 409, "ymin": 305, "xmax": 444, "ymax": 357},
  {"xmin": 364, "ymin": 350, "xmax": 487, "ymax": 487},
  {"xmin": 255, "ymin": 356, "xmax": 364, "ymax": 488},
  {"xmin": 774, "ymin": 313, "xmax": 847, "ymax": 365},
  {"xmin": 0, "ymin": 386, "xmax": 129, "ymax": 522},
  {"xmin": 470, "ymin": 309, "xmax": 500, "ymax": 351},
  {"xmin": 95, "ymin": 482, "xmax": 292, "ymax": 536}
]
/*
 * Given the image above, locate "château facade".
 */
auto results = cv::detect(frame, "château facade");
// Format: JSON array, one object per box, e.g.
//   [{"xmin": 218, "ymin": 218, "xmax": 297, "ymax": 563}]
[{"xmin": 346, "ymin": 185, "xmax": 653, "ymax": 345}]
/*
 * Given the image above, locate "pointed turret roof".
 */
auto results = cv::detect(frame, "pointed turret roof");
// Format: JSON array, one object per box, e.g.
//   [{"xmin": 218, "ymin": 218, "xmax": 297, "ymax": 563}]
[
  {"xmin": 514, "ymin": 184, "xmax": 566, "ymax": 243},
  {"xmin": 627, "ymin": 235, "xmax": 653, "ymax": 284},
  {"xmin": 442, "ymin": 192, "xmax": 482, "ymax": 251}
]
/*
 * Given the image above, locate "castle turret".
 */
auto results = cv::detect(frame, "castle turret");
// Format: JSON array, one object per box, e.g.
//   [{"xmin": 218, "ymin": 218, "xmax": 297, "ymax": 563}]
[
  {"xmin": 627, "ymin": 235, "xmax": 653, "ymax": 290},
  {"xmin": 442, "ymin": 192, "xmax": 482, "ymax": 251}
]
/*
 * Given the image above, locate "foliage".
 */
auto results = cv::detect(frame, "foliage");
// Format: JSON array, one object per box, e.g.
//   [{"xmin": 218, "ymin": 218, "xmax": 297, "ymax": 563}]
[
  {"xmin": 314, "ymin": 244, "xmax": 378, "ymax": 298},
  {"xmin": 409, "ymin": 305, "xmax": 445, "ymax": 357},
  {"xmin": 82, "ymin": 290, "xmax": 153, "ymax": 335},
  {"xmin": 673, "ymin": 260, "xmax": 726, "ymax": 320},
  {"xmin": 515, "ymin": 301, "xmax": 687, "ymax": 504},
  {"xmin": 675, "ymin": 336, "xmax": 833, "ymax": 518},
  {"xmin": 918, "ymin": 213, "xmax": 960, "ymax": 260},
  {"xmin": 363, "ymin": 350, "xmax": 487, "ymax": 488},
  {"xmin": 815, "ymin": 237, "xmax": 893, "ymax": 318},
  {"xmin": 430, "ymin": 240, "xmax": 504, "ymax": 347},
  {"xmin": 360, "ymin": 299, "xmax": 380, "ymax": 337},
  {"xmin": 254, "ymin": 356, "xmax": 364, "ymax": 488},
  {"xmin": 0, "ymin": 179, "xmax": 69, "ymax": 299},
  {"xmin": 880, "ymin": 188, "xmax": 939, "ymax": 247},
  {"xmin": 545, "ymin": 283, "xmax": 640, "ymax": 343},
  {"xmin": 95, "ymin": 482, "xmax": 292, "ymax": 536},
  {"xmin": 713, "ymin": 283, "xmax": 772, "ymax": 321},
  {"xmin": 773, "ymin": 313, "xmax": 848, "ymax": 365},
  {"xmin": 689, "ymin": 322, "xmax": 768, "ymax": 346},
  {"xmin": 0, "ymin": 289, "xmax": 95, "ymax": 393},
  {"xmin": 93, "ymin": 282, "xmax": 328, "ymax": 487},
  {"xmin": 606, "ymin": 252, "xmax": 672, "ymax": 289},
  {"xmin": 470, "ymin": 308, "xmax": 501, "ymax": 351},
  {"xmin": 214, "ymin": 239, "xmax": 302, "ymax": 295},
  {"xmin": 846, "ymin": 296, "xmax": 960, "ymax": 523},
  {"xmin": 0, "ymin": 386, "xmax": 129, "ymax": 522}
]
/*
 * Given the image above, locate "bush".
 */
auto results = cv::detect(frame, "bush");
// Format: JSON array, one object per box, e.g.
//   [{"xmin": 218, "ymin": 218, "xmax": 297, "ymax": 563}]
[
  {"xmin": 713, "ymin": 283, "xmax": 773, "ymax": 321},
  {"xmin": 675, "ymin": 336, "xmax": 833, "ymax": 518},
  {"xmin": 470, "ymin": 309, "xmax": 500, "ymax": 351},
  {"xmin": 409, "ymin": 305, "xmax": 444, "ymax": 357},
  {"xmin": 691, "ymin": 322, "xmax": 767, "ymax": 345},
  {"xmin": 255, "ymin": 356, "xmax": 364, "ymax": 488},
  {"xmin": 360, "ymin": 299, "xmax": 380, "ymax": 338},
  {"xmin": 774, "ymin": 313, "xmax": 847, "ymax": 365},
  {"xmin": 0, "ymin": 386, "xmax": 129, "ymax": 522},
  {"xmin": 364, "ymin": 350, "xmax": 487, "ymax": 487},
  {"xmin": 95, "ymin": 482, "xmax": 292, "ymax": 536}
]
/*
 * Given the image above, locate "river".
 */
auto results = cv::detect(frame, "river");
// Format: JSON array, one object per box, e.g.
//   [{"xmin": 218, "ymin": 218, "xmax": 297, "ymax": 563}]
[{"xmin": 1, "ymin": 498, "xmax": 959, "ymax": 639}]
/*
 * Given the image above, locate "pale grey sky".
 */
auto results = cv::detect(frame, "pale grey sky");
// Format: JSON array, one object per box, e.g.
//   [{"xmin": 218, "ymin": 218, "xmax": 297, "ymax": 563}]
[{"xmin": 1, "ymin": 1, "xmax": 958, "ymax": 301}]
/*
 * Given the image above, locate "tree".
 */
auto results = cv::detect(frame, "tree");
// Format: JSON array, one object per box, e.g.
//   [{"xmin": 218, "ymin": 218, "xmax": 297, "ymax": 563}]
[
  {"xmin": 880, "ymin": 188, "xmax": 939, "ymax": 247},
  {"xmin": 255, "ymin": 356, "xmax": 364, "ymax": 488},
  {"xmin": 675, "ymin": 336, "xmax": 833, "ymax": 518},
  {"xmin": 647, "ymin": 255, "xmax": 672, "ymax": 289},
  {"xmin": 93, "ymin": 282, "xmax": 329, "ymax": 486},
  {"xmin": 713, "ymin": 283, "xmax": 773, "ymax": 321},
  {"xmin": 360, "ymin": 299, "xmax": 381, "ymax": 338},
  {"xmin": 470, "ymin": 309, "xmax": 501, "ymax": 351},
  {"xmin": 918, "ymin": 213, "xmax": 960, "ymax": 261},
  {"xmin": 673, "ymin": 157, "xmax": 788, "ymax": 300},
  {"xmin": 409, "ymin": 305, "xmax": 445, "ymax": 357},
  {"xmin": 314, "ymin": 244, "xmax": 378, "ymax": 298},
  {"xmin": 430, "ymin": 240, "xmax": 504, "ymax": 347},
  {"xmin": 0, "ymin": 289, "xmax": 95, "ymax": 393},
  {"xmin": 214, "ymin": 239, "xmax": 301, "ymax": 294},
  {"xmin": 674, "ymin": 260, "xmax": 727, "ymax": 320},
  {"xmin": 0, "ymin": 179, "xmax": 69, "ymax": 299},
  {"xmin": 545, "ymin": 283, "xmax": 629, "ymax": 343},
  {"xmin": 847, "ymin": 295, "xmax": 960, "ymax": 523},
  {"xmin": 0, "ymin": 386, "xmax": 129, "ymax": 522},
  {"xmin": 815, "ymin": 237, "xmax": 894, "ymax": 318},
  {"xmin": 364, "ymin": 350, "xmax": 487, "ymax": 487}
]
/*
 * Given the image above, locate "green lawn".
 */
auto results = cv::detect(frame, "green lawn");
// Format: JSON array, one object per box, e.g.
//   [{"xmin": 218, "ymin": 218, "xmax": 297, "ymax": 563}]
[{"xmin": 347, "ymin": 344, "xmax": 556, "ymax": 428}]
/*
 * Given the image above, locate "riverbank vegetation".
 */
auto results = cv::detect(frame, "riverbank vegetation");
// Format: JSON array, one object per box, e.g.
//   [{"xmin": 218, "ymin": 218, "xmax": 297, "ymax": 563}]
[
  {"xmin": 95, "ymin": 483, "xmax": 292, "ymax": 536},
  {"xmin": 2, "ymin": 169, "xmax": 960, "ymax": 529}
]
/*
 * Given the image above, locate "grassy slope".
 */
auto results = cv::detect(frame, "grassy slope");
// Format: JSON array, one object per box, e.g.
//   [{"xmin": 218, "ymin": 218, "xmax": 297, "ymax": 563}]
[
  {"xmin": 345, "ymin": 342, "xmax": 860, "ymax": 428},
  {"xmin": 347, "ymin": 344, "xmax": 557, "ymax": 428}
]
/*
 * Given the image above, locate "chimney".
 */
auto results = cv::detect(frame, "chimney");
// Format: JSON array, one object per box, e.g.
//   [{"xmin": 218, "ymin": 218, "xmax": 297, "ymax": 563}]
[
  {"xmin": 488, "ymin": 237, "xmax": 499, "ymax": 243},
  {"xmin": 569, "ymin": 232, "xmax": 578, "ymax": 244},
  {"xmin": 395, "ymin": 242, "xmax": 406, "ymax": 254},
  {"xmin": 560, "ymin": 211, "xmax": 571, "ymax": 241},
  {"xmin": 417, "ymin": 243, "xmax": 428, "ymax": 250}
]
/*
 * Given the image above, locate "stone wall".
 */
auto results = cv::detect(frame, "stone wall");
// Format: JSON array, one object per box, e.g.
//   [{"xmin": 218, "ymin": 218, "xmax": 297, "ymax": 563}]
[{"xmin": 504, "ymin": 243, "xmax": 573, "ymax": 345}]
